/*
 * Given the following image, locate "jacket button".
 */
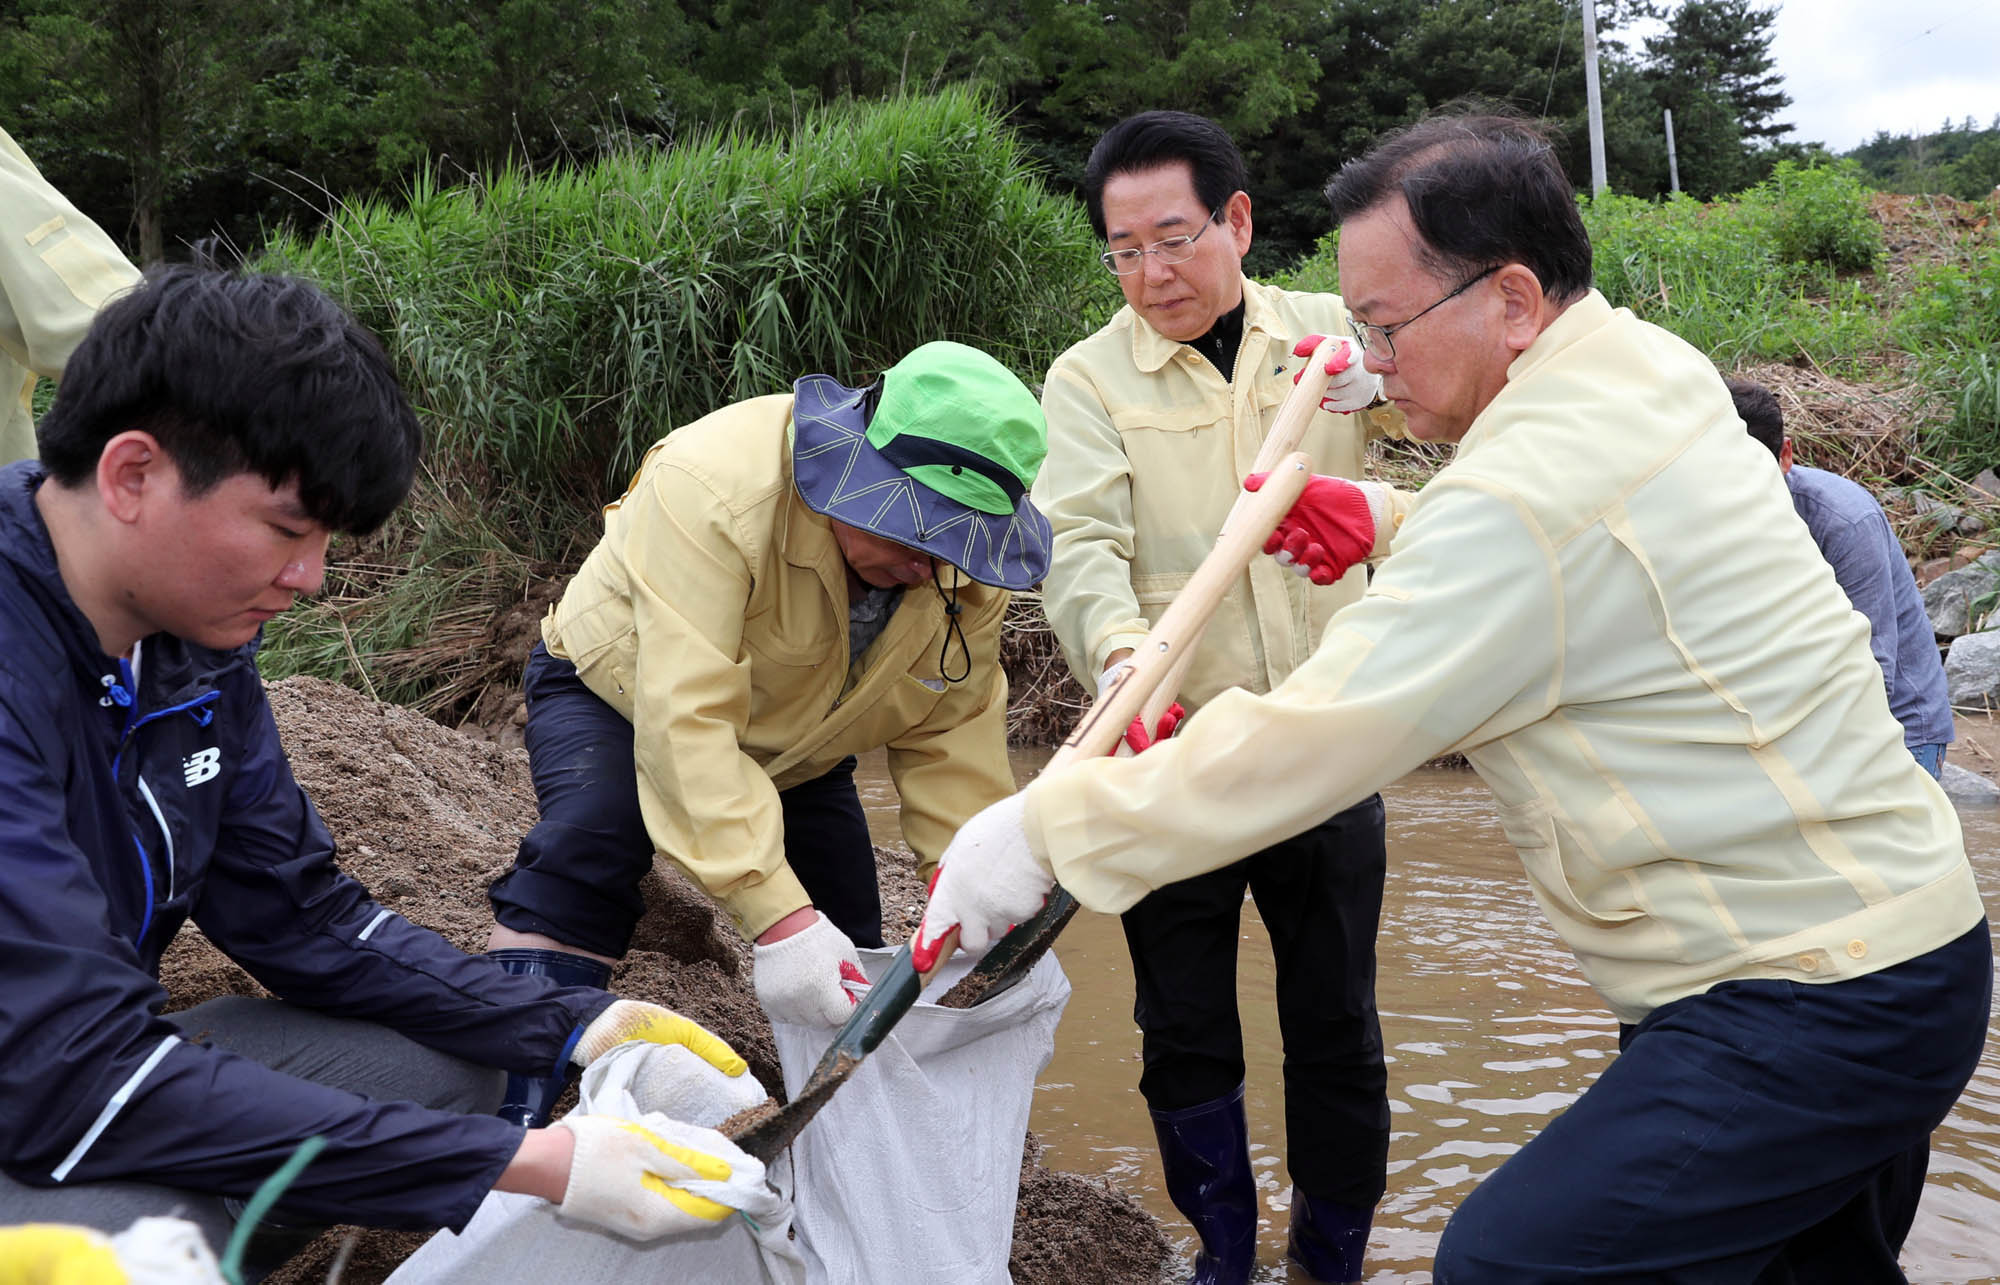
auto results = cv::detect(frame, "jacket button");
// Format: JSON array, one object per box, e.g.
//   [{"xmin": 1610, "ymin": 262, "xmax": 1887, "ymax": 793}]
[
  {"xmin": 1846, "ymin": 939, "xmax": 1867, "ymax": 959},
  {"xmin": 1797, "ymin": 954, "xmax": 1819, "ymax": 972}
]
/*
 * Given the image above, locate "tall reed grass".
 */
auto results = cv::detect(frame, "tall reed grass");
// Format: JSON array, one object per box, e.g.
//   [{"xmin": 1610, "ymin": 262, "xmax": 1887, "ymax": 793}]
[{"xmin": 254, "ymin": 88, "xmax": 1119, "ymax": 714}]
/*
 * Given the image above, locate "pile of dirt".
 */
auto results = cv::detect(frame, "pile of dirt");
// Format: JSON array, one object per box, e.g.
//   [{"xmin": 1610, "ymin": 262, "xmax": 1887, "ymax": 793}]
[
  {"xmin": 1870, "ymin": 190, "xmax": 1993, "ymax": 282},
  {"xmin": 160, "ymin": 675, "xmax": 1167, "ymax": 1284}
]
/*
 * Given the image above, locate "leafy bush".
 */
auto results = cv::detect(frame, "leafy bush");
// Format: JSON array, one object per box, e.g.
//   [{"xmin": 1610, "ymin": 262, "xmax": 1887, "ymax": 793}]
[{"xmin": 1751, "ymin": 159, "xmax": 1882, "ymax": 273}]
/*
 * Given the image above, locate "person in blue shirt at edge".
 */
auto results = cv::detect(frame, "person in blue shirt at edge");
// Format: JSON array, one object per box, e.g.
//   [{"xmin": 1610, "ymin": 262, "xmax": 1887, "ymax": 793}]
[
  {"xmin": 1729, "ymin": 375, "xmax": 1955, "ymax": 778},
  {"xmin": 0, "ymin": 266, "xmax": 765, "ymax": 1278}
]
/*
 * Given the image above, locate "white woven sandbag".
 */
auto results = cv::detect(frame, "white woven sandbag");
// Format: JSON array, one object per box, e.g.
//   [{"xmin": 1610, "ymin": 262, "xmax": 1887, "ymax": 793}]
[
  {"xmin": 387, "ymin": 1041, "xmax": 805, "ymax": 1285},
  {"xmin": 774, "ymin": 947, "xmax": 1070, "ymax": 1285}
]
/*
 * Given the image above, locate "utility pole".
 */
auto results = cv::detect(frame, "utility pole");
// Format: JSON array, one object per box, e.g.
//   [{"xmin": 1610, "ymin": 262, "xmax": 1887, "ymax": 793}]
[
  {"xmin": 1581, "ymin": 0, "xmax": 1608, "ymax": 195},
  {"xmin": 1664, "ymin": 109, "xmax": 1681, "ymax": 193}
]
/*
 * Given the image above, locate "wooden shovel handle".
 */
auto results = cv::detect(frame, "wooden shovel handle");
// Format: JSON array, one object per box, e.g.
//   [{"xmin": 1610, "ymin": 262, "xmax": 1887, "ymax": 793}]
[
  {"xmin": 1137, "ymin": 334, "xmax": 1344, "ymax": 728},
  {"xmin": 913, "ymin": 453, "xmax": 1314, "ymax": 980}
]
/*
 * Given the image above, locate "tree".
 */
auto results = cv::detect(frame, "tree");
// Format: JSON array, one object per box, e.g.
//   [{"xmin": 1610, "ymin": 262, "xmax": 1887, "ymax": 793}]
[
  {"xmin": 4, "ymin": 0, "xmax": 284, "ymax": 261},
  {"xmin": 1675, "ymin": 0, "xmax": 1789, "ymax": 144}
]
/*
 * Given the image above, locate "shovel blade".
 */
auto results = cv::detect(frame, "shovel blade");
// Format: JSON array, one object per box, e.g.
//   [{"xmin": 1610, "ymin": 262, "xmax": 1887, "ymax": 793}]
[{"xmin": 727, "ymin": 946, "xmax": 922, "ymax": 1163}]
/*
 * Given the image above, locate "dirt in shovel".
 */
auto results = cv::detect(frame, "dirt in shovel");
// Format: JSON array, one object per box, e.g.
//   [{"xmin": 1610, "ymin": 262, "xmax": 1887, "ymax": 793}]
[{"xmin": 160, "ymin": 676, "xmax": 1167, "ymax": 1285}]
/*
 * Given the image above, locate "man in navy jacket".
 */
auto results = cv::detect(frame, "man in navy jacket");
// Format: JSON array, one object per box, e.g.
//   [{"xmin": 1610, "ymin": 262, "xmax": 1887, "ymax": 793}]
[{"xmin": 0, "ymin": 267, "xmax": 761, "ymax": 1273}]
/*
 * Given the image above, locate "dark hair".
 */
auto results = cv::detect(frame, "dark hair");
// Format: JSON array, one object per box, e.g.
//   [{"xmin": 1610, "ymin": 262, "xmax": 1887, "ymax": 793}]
[
  {"xmin": 1082, "ymin": 111, "xmax": 1247, "ymax": 241},
  {"xmin": 38, "ymin": 266, "xmax": 421, "ymax": 535},
  {"xmin": 1324, "ymin": 111, "xmax": 1592, "ymax": 305},
  {"xmin": 1725, "ymin": 376, "xmax": 1785, "ymax": 458}
]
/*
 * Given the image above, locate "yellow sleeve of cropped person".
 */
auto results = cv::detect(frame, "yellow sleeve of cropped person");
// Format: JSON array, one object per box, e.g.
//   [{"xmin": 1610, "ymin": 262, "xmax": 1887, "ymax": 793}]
[
  {"xmin": 0, "ymin": 1224, "xmax": 127, "ymax": 1284},
  {"xmin": 573, "ymin": 999, "xmax": 749, "ymax": 1077}
]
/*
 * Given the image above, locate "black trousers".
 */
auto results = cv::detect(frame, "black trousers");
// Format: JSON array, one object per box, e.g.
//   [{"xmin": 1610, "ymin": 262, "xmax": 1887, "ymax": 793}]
[
  {"xmin": 1122, "ymin": 793, "xmax": 1391, "ymax": 1207},
  {"xmin": 488, "ymin": 644, "xmax": 883, "ymax": 956}
]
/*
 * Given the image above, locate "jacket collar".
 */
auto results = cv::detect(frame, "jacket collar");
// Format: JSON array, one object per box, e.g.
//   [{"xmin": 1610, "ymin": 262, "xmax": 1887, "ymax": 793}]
[
  {"xmin": 1458, "ymin": 290, "xmax": 1615, "ymax": 456},
  {"xmin": 1126, "ymin": 274, "xmax": 1272, "ymax": 374}
]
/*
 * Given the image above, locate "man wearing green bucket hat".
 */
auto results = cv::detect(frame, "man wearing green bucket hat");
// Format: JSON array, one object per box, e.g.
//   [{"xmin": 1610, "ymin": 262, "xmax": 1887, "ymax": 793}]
[{"xmin": 484, "ymin": 341, "xmax": 1050, "ymax": 1127}]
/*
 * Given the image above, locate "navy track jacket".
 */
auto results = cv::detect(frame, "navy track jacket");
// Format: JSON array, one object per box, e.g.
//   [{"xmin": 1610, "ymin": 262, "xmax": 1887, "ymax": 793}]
[{"xmin": 0, "ymin": 461, "xmax": 610, "ymax": 1230}]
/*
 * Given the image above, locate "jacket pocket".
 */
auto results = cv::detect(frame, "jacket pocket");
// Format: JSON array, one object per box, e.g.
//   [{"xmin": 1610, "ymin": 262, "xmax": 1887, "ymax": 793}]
[
  {"xmin": 566, "ymin": 625, "xmax": 638, "ymax": 701},
  {"xmin": 1493, "ymin": 798, "xmax": 1642, "ymax": 930},
  {"xmin": 1132, "ymin": 572, "xmax": 1260, "ymax": 704}
]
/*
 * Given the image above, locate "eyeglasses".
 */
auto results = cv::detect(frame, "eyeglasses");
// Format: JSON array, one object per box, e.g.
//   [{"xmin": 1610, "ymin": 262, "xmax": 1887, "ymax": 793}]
[
  {"xmin": 1100, "ymin": 208, "xmax": 1224, "ymax": 276},
  {"xmin": 1348, "ymin": 266, "xmax": 1499, "ymax": 363}
]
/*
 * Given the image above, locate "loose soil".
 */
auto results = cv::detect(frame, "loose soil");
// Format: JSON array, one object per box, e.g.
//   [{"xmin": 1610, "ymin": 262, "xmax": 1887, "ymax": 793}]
[{"xmin": 160, "ymin": 675, "xmax": 1168, "ymax": 1285}]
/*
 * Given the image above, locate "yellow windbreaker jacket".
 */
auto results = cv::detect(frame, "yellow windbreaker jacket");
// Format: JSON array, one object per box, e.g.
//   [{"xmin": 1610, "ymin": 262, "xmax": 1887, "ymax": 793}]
[
  {"xmin": 1035, "ymin": 276, "xmax": 1411, "ymax": 709},
  {"xmin": 0, "ymin": 126, "xmax": 140, "ymax": 464},
  {"xmin": 1025, "ymin": 292, "xmax": 1981, "ymax": 1022},
  {"xmin": 544, "ymin": 395, "xmax": 1017, "ymax": 939}
]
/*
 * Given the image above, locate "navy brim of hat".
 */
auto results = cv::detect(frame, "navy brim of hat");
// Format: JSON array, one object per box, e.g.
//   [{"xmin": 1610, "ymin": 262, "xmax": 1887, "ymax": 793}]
[{"xmin": 791, "ymin": 372, "xmax": 1051, "ymax": 590}]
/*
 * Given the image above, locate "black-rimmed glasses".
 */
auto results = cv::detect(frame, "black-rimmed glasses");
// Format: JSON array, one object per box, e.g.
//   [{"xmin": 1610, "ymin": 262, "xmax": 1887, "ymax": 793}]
[{"xmin": 1348, "ymin": 266, "xmax": 1499, "ymax": 363}]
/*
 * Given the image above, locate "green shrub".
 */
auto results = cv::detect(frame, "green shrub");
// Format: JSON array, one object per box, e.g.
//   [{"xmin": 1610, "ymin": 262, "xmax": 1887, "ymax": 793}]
[{"xmin": 1751, "ymin": 159, "xmax": 1882, "ymax": 273}]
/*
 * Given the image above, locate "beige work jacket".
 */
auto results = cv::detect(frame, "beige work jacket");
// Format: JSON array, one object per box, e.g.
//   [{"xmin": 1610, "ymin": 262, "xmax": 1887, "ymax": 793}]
[
  {"xmin": 1034, "ymin": 276, "xmax": 1412, "ymax": 709},
  {"xmin": 545, "ymin": 395, "xmax": 1017, "ymax": 939},
  {"xmin": 0, "ymin": 126, "xmax": 140, "ymax": 464},
  {"xmin": 1026, "ymin": 291, "xmax": 1982, "ymax": 1023}
]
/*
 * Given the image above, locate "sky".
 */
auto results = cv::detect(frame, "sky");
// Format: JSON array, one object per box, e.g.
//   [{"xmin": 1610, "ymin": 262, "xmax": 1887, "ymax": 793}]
[
  {"xmin": 1632, "ymin": 1, "xmax": 1995, "ymax": 152},
  {"xmin": 1756, "ymin": 0, "xmax": 2000, "ymax": 150}
]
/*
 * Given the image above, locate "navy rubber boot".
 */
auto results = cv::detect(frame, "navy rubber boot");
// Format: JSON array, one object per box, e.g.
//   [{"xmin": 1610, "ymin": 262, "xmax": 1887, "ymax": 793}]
[
  {"xmin": 1286, "ymin": 1190, "xmax": 1373, "ymax": 1283},
  {"xmin": 1151, "ymin": 1083, "xmax": 1258, "ymax": 1285},
  {"xmin": 489, "ymin": 947, "xmax": 613, "ymax": 1127}
]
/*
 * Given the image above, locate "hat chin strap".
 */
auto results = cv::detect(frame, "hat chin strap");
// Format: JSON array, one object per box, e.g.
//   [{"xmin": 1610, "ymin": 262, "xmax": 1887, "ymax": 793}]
[
  {"xmin": 876, "ymin": 434, "xmax": 1026, "ymax": 506},
  {"xmin": 931, "ymin": 563, "xmax": 971, "ymax": 684}
]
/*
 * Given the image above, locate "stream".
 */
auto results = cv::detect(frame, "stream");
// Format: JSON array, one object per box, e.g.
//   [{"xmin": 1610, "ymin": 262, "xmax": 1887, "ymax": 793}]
[{"xmin": 855, "ymin": 752, "xmax": 2000, "ymax": 1283}]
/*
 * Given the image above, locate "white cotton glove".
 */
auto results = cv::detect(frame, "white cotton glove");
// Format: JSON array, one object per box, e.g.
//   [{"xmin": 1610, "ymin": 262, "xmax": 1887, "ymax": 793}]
[
  {"xmin": 1292, "ymin": 334, "xmax": 1383, "ymax": 414},
  {"xmin": 1093, "ymin": 659, "xmax": 1133, "ymax": 703},
  {"xmin": 610, "ymin": 1042, "xmax": 771, "ymax": 1128},
  {"xmin": 554, "ymin": 1113, "xmax": 768, "ymax": 1241},
  {"xmin": 752, "ymin": 912, "xmax": 869, "ymax": 1027},
  {"xmin": 111, "ymin": 1217, "xmax": 226, "ymax": 1284},
  {"xmin": 574, "ymin": 998, "xmax": 749, "ymax": 1079},
  {"xmin": 911, "ymin": 792, "xmax": 1051, "ymax": 973}
]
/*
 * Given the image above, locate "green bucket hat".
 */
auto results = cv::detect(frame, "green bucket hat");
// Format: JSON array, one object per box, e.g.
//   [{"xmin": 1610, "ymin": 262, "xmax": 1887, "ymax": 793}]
[{"xmin": 792, "ymin": 341, "xmax": 1052, "ymax": 589}]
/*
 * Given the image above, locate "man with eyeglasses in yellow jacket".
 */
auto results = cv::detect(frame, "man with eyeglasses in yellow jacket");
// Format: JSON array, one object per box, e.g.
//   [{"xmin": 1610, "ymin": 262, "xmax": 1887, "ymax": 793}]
[
  {"xmin": 921, "ymin": 112, "xmax": 1991, "ymax": 1284},
  {"xmin": 1030, "ymin": 110, "xmax": 1414, "ymax": 1285}
]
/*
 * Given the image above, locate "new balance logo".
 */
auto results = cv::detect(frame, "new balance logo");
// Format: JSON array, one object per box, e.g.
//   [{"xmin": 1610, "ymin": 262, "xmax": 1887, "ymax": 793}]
[{"xmin": 182, "ymin": 747, "xmax": 221, "ymax": 788}]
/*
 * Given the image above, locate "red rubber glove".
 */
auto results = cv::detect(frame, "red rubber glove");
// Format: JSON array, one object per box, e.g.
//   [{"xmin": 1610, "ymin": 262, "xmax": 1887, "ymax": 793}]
[
  {"xmin": 1292, "ymin": 335, "xmax": 1383, "ymax": 414},
  {"xmin": 1244, "ymin": 470, "xmax": 1387, "ymax": 587},
  {"xmin": 1121, "ymin": 702, "xmax": 1185, "ymax": 755}
]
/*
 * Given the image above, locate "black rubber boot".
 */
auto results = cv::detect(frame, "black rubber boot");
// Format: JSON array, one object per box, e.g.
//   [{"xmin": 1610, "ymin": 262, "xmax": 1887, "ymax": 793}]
[
  {"xmin": 222, "ymin": 1197, "xmax": 324, "ymax": 1283},
  {"xmin": 489, "ymin": 947, "xmax": 613, "ymax": 1127},
  {"xmin": 1151, "ymin": 1083, "xmax": 1258, "ymax": 1285},
  {"xmin": 1286, "ymin": 1189, "xmax": 1373, "ymax": 1283}
]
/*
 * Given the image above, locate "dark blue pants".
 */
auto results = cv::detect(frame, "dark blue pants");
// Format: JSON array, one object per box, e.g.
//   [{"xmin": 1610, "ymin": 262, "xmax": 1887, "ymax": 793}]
[
  {"xmin": 1121, "ymin": 793, "xmax": 1391, "ymax": 1207},
  {"xmin": 1434, "ymin": 921, "xmax": 1993, "ymax": 1283},
  {"xmin": 488, "ymin": 644, "xmax": 882, "ymax": 956}
]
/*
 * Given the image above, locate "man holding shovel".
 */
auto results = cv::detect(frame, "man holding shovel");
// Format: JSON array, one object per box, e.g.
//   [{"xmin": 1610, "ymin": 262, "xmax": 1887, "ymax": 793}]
[
  {"xmin": 484, "ymin": 341, "xmax": 1050, "ymax": 1127},
  {"xmin": 918, "ymin": 112, "xmax": 1991, "ymax": 1282},
  {"xmin": 1031, "ymin": 110, "xmax": 1413, "ymax": 1284}
]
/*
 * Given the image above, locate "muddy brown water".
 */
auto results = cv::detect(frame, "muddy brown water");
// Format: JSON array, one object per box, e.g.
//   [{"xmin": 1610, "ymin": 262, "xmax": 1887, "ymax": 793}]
[{"xmin": 855, "ymin": 750, "xmax": 2000, "ymax": 1284}]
